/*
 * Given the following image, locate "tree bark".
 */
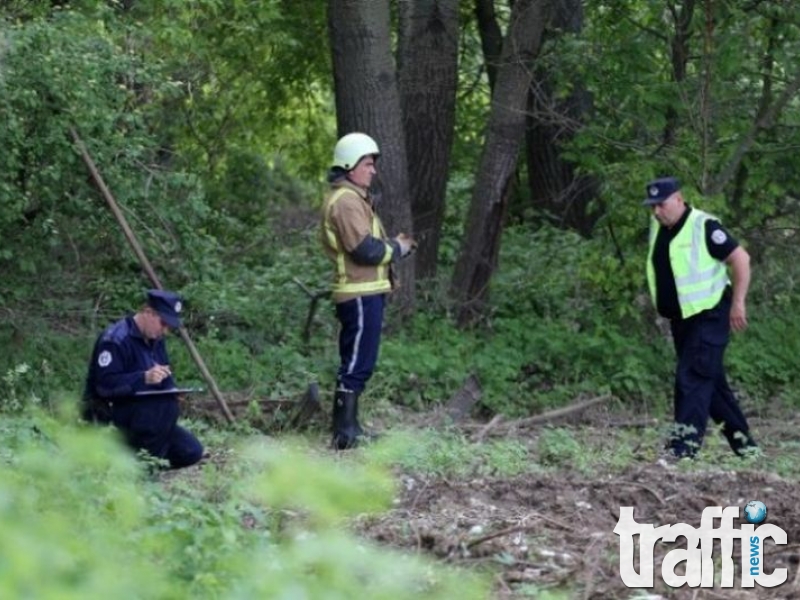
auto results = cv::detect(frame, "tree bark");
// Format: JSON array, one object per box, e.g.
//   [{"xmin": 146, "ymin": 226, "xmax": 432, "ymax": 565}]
[
  {"xmin": 526, "ymin": 0, "xmax": 600, "ymax": 237},
  {"xmin": 474, "ymin": 0, "xmax": 504, "ymax": 93},
  {"xmin": 663, "ymin": 0, "xmax": 696, "ymax": 149},
  {"xmin": 451, "ymin": 0, "xmax": 552, "ymax": 326},
  {"xmin": 328, "ymin": 0, "xmax": 416, "ymax": 311},
  {"xmin": 398, "ymin": 0, "xmax": 460, "ymax": 280}
]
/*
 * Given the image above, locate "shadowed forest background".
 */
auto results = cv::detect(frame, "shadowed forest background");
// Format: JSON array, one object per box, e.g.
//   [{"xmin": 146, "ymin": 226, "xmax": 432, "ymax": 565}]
[{"xmin": 1, "ymin": 1, "xmax": 800, "ymax": 598}]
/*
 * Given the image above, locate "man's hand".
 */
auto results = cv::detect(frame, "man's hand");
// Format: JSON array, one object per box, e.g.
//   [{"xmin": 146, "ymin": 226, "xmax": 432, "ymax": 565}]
[
  {"xmin": 394, "ymin": 233, "xmax": 417, "ymax": 258},
  {"xmin": 730, "ymin": 301, "xmax": 748, "ymax": 332},
  {"xmin": 145, "ymin": 364, "xmax": 172, "ymax": 385},
  {"xmin": 725, "ymin": 246, "xmax": 751, "ymax": 333}
]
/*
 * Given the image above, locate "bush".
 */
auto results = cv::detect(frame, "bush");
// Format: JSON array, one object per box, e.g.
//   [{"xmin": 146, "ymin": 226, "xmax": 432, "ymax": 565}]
[{"xmin": 0, "ymin": 411, "xmax": 489, "ymax": 598}]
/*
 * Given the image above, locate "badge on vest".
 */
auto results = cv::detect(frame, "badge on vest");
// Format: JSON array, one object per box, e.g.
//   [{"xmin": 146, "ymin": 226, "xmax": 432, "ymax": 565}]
[{"xmin": 711, "ymin": 230, "xmax": 727, "ymax": 245}]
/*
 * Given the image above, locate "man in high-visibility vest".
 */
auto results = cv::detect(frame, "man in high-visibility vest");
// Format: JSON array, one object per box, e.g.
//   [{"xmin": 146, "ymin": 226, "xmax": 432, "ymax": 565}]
[
  {"xmin": 644, "ymin": 177, "xmax": 757, "ymax": 459},
  {"xmin": 320, "ymin": 132, "xmax": 415, "ymax": 450}
]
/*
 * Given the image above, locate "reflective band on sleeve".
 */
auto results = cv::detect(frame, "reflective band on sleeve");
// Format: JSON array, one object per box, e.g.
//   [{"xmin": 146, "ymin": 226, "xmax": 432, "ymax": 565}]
[{"xmin": 323, "ymin": 188, "xmax": 392, "ymax": 295}]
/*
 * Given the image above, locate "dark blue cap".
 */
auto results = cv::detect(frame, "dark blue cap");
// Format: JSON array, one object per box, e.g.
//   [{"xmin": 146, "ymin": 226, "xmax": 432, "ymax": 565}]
[
  {"xmin": 146, "ymin": 289, "xmax": 183, "ymax": 328},
  {"xmin": 643, "ymin": 177, "xmax": 681, "ymax": 206}
]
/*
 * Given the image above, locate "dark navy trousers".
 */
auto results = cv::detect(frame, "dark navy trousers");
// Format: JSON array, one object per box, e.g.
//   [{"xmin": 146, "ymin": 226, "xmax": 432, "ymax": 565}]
[
  {"xmin": 669, "ymin": 293, "xmax": 756, "ymax": 457},
  {"xmin": 111, "ymin": 399, "xmax": 204, "ymax": 469},
  {"xmin": 335, "ymin": 294, "xmax": 385, "ymax": 394}
]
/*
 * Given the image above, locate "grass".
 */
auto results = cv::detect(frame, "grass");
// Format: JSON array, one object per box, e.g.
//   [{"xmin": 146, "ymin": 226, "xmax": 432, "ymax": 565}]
[
  {"xmin": 364, "ymin": 427, "xmax": 537, "ymax": 478},
  {"xmin": 363, "ymin": 418, "xmax": 800, "ymax": 481}
]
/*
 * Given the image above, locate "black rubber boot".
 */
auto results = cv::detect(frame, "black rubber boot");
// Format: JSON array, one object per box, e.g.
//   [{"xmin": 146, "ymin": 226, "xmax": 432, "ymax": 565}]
[{"xmin": 332, "ymin": 388, "xmax": 359, "ymax": 450}]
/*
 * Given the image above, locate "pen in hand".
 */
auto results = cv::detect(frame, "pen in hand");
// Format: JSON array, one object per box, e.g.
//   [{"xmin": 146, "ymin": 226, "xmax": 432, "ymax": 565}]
[{"xmin": 145, "ymin": 364, "xmax": 172, "ymax": 385}]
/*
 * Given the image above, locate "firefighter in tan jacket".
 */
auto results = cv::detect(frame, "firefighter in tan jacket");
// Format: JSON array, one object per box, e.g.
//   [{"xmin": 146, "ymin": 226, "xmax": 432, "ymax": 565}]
[{"xmin": 321, "ymin": 133, "xmax": 415, "ymax": 449}]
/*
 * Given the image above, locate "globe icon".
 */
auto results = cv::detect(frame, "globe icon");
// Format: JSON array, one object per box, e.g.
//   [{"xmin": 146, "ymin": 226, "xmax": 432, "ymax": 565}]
[{"xmin": 744, "ymin": 500, "xmax": 767, "ymax": 524}]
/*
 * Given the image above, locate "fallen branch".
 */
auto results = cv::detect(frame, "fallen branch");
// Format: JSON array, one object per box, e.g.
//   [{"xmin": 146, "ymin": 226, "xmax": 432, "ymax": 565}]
[
  {"xmin": 466, "ymin": 511, "xmax": 576, "ymax": 550},
  {"xmin": 506, "ymin": 394, "xmax": 612, "ymax": 428},
  {"xmin": 464, "ymin": 394, "xmax": 612, "ymax": 436},
  {"xmin": 466, "ymin": 524, "xmax": 534, "ymax": 549},
  {"xmin": 605, "ymin": 480, "xmax": 666, "ymax": 506},
  {"xmin": 215, "ymin": 397, "xmax": 298, "ymax": 408},
  {"xmin": 475, "ymin": 413, "xmax": 503, "ymax": 443},
  {"xmin": 605, "ymin": 418, "xmax": 660, "ymax": 429},
  {"xmin": 764, "ymin": 542, "xmax": 800, "ymax": 558}
]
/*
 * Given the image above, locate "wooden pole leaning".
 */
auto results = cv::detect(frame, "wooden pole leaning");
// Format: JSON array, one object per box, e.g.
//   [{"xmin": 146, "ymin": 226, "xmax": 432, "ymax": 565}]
[{"xmin": 70, "ymin": 128, "xmax": 235, "ymax": 424}]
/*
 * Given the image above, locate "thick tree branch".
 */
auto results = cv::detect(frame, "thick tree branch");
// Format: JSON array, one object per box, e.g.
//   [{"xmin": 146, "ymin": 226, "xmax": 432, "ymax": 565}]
[{"xmin": 706, "ymin": 68, "xmax": 800, "ymax": 196}]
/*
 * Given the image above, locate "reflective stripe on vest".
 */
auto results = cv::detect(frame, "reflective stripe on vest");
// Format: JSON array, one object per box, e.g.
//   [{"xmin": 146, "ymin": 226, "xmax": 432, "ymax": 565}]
[
  {"xmin": 647, "ymin": 209, "xmax": 729, "ymax": 319},
  {"xmin": 322, "ymin": 187, "xmax": 391, "ymax": 295}
]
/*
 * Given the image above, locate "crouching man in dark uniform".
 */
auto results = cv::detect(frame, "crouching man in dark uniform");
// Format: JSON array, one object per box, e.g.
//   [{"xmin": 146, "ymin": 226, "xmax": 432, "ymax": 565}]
[
  {"xmin": 643, "ymin": 177, "xmax": 757, "ymax": 459},
  {"xmin": 83, "ymin": 289, "xmax": 203, "ymax": 469}
]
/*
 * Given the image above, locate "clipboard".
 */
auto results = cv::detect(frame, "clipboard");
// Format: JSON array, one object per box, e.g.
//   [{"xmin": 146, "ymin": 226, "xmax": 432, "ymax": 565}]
[{"xmin": 134, "ymin": 387, "xmax": 204, "ymax": 396}]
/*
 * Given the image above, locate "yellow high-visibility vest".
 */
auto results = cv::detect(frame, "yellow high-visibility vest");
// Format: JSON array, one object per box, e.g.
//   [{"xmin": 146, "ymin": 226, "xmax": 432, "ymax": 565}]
[
  {"xmin": 321, "ymin": 187, "xmax": 393, "ymax": 296},
  {"xmin": 647, "ymin": 209, "xmax": 729, "ymax": 319}
]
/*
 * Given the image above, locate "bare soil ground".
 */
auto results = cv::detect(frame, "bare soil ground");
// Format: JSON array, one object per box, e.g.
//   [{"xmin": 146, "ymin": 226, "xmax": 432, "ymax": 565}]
[
  {"xmin": 360, "ymin": 410, "xmax": 800, "ymax": 599},
  {"xmin": 188, "ymin": 397, "xmax": 800, "ymax": 599},
  {"xmin": 358, "ymin": 454, "xmax": 800, "ymax": 599}
]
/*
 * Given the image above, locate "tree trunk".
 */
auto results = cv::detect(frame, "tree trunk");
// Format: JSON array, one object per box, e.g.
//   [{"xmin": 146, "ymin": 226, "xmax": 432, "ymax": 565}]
[
  {"xmin": 328, "ymin": 0, "xmax": 416, "ymax": 312},
  {"xmin": 663, "ymin": 0, "xmax": 695, "ymax": 150},
  {"xmin": 450, "ymin": 0, "xmax": 552, "ymax": 326},
  {"xmin": 474, "ymin": 0, "xmax": 504, "ymax": 93},
  {"xmin": 398, "ymin": 0, "xmax": 460, "ymax": 280},
  {"xmin": 525, "ymin": 0, "xmax": 600, "ymax": 237}
]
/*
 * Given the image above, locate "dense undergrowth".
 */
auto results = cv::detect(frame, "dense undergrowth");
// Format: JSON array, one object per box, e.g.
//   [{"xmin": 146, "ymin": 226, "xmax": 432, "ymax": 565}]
[
  {"xmin": 0, "ymin": 406, "xmax": 491, "ymax": 598},
  {"xmin": 2, "ymin": 218, "xmax": 798, "ymax": 421},
  {"xmin": 3, "ymin": 4, "xmax": 800, "ymax": 597},
  {"xmin": 2, "ymin": 190, "xmax": 799, "ymax": 599},
  {"xmin": 2, "ymin": 258, "xmax": 798, "ymax": 598}
]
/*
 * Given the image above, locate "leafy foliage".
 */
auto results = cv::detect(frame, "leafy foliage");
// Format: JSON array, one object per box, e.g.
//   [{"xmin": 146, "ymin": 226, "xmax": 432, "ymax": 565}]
[
  {"xmin": 2, "ymin": 3, "xmax": 800, "ymax": 596},
  {"xmin": 129, "ymin": 0, "xmax": 335, "ymax": 192},
  {"xmin": 0, "ymin": 3, "xmax": 219, "ymax": 315},
  {"xmin": 0, "ymin": 409, "xmax": 488, "ymax": 598},
  {"xmin": 376, "ymin": 224, "xmax": 676, "ymax": 416},
  {"xmin": 2, "ymin": 0, "xmax": 798, "ymax": 421}
]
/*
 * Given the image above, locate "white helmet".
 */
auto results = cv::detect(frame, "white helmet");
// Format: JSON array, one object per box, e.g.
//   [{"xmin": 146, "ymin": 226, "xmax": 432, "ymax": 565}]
[{"xmin": 332, "ymin": 133, "xmax": 380, "ymax": 170}]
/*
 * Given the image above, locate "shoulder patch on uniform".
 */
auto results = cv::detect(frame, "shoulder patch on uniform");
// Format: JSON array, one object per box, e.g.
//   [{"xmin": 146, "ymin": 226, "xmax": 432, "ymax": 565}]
[
  {"xmin": 98, "ymin": 350, "xmax": 112, "ymax": 367},
  {"xmin": 711, "ymin": 229, "xmax": 727, "ymax": 245}
]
